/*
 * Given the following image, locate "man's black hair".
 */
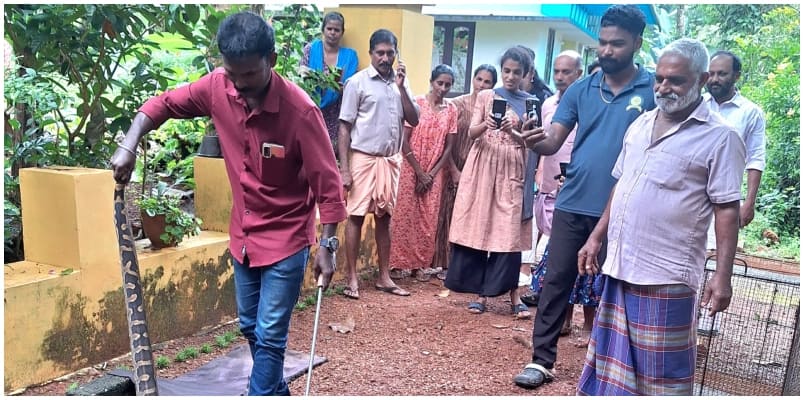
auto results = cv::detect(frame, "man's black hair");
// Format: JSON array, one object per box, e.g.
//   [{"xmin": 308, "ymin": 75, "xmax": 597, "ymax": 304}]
[
  {"xmin": 369, "ymin": 29, "xmax": 397, "ymax": 52},
  {"xmin": 600, "ymin": 5, "xmax": 647, "ymax": 39},
  {"xmin": 217, "ymin": 11, "xmax": 275, "ymax": 61},
  {"xmin": 711, "ymin": 50, "xmax": 743, "ymax": 73}
]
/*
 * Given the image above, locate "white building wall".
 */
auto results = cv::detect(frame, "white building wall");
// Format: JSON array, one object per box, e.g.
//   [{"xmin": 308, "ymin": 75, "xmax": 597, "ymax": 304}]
[{"xmin": 471, "ymin": 20, "xmax": 551, "ymax": 88}]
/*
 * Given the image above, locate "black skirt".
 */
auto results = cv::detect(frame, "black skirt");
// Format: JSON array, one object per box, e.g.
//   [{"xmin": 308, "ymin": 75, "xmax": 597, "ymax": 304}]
[{"xmin": 444, "ymin": 243, "xmax": 520, "ymax": 297}]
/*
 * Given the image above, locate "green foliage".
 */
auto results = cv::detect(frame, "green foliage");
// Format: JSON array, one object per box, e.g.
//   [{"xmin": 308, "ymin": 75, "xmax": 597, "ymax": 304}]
[
  {"xmin": 269, "ymin": 4, "xmax": 340, "ymax": 104},
  {"xmin": 174, "ymin": 346, "xmax": 199, "ymax": 362},
  {"xmin": 732, "ymin": 6, "xmax": 800, "ymax": 239},
  {"xmin": 680, "ymin": 5, "xmax": 800, "ymax": 246},
  {"xmin": 156, "ymin": 355, "xmax": 170, "ymax": 369},
  {"xmin": 67, "ymin": 382, "xmax": 79, "ymax": 392},
  {"xmin": 214, "ymin": 335, "xmax": 229, "ymax": 349},
  {"xmin": 200, "ymin": 343, "xmax": 212, "ymax": 354},
  {"xmin": 136, "ymin": 181, "xmax": 202, "ymax": 245}
]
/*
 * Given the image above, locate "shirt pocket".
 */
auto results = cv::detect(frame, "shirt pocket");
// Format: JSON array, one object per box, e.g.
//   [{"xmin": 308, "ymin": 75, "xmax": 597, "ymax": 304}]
[{"xmin": 645, "ymin": 150, "xmax": 690, "ymax": 191}]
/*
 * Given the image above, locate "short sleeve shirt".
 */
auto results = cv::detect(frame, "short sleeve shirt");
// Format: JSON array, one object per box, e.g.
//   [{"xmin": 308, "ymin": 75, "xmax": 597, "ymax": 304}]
[
  {"xmin": 602, "ymin": 100, "xmax": 746, "ymax": 290},
  {"xmin": 551, "ymin": 66, "xmax": 656, "ymax": 217},
  {"xmin": 339, "ymin": 65, "xmax": 418, "ymax": 157},
  {"xmin": 703, "ymin": 92, "xmax": 766, "ymax": 171}
]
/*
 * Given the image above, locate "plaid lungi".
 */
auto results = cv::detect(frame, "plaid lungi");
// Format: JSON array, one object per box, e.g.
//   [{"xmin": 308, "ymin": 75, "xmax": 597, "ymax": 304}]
[{"xmin": 577, "ymin": 276, "xmax": 697, "ymax": 395}]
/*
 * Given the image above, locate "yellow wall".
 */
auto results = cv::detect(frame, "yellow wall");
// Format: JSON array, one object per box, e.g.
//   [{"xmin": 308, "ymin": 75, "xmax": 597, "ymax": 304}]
[
  {"xmin": 4, "ymin": 164, "xmax": 379, "ymax": 392},
  {"xmin": 336, "ymin": 5, "xmax": 434, "ymax": 95}
]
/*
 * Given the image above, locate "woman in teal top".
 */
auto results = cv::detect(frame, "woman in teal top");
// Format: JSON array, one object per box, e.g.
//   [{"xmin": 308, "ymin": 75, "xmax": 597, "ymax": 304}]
[{"xmin": 301, "ymin": 11, "xmax": 359, "ymax": 155}]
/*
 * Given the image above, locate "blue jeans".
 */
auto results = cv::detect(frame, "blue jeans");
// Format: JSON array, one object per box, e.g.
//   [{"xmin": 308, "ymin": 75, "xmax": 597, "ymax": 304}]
[{"xmin": 233, "ymin": 247, "xmax": 309, "ymax": 396}]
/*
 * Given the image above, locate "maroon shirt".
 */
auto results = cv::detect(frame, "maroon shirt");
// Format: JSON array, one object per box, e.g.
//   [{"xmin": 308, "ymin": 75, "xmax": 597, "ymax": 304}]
[{"xmin": 140, "ymin": 68, "xmax": 347, "ymax": 267}]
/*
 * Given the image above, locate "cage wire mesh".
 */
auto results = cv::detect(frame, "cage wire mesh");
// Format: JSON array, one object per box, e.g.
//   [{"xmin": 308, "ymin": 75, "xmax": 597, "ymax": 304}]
[{"xmin": 695, "ymin": 256, "xmax": 800, "ymax": 396}]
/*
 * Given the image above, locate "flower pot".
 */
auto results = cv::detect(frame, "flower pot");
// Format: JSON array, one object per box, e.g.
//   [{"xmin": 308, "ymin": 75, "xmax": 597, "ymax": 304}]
[
  {"xmin": 140, "ymin": 212, "xmax": 177, "ymax": 249},
  {"xmin": 197, "ymin": 135, "xmax": 222, "ymax": 158}
]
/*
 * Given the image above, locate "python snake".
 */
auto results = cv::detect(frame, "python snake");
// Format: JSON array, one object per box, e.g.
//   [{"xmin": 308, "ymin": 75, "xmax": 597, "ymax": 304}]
[{"xmin": 114, "ymin": 183, "xmax": 159, "ymax": 395}]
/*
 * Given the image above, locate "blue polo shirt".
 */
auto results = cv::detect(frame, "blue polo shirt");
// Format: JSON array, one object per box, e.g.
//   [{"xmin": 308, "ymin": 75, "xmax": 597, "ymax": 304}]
[{"xmin": 552, "ymin": 65, "xmax": 656, "ymax": 217}]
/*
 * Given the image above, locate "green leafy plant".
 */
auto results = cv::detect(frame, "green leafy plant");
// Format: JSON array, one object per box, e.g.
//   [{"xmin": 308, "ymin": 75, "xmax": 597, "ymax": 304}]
[
  {"xmin": 67, "ymin": 382, "xmax": 79, "ymax": 392},
  {"xmin": 200, "ymin": 343, "xmax": 212, "ymax": 354},
  {"xmin": 156, "ymin": 355, "xmax": 170, "ymax": 369},
  {"xmin": 174, "ymin": 346, "xmax": 199, "ymax": 362},
  {"xmin": 137, "ymin": 181, "xmax": 202, "ymax": 246}
]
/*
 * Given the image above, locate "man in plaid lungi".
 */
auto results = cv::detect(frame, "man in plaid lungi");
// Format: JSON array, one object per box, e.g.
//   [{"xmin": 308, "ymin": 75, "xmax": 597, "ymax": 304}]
[{"xmin": 574, "ymin": 38, "xmax": 745, "ymax": 395}]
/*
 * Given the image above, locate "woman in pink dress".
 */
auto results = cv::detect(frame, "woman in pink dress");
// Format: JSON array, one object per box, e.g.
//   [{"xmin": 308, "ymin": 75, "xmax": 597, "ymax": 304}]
[
  {"xmin": 432, "ymin": 64, "xmax": 498, "ymax": 279},
  {"xmin": 444, "ymin": 47, "xmax": 535, "ymax": 318},
  {"xmin": 389, "ymin": 65, "xmax": 458, "ymax": 280}
]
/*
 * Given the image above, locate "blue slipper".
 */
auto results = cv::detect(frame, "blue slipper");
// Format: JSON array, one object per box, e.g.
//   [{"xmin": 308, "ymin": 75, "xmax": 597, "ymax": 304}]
[{"xmin": 467, "ymin": 301, "xmax": 486, "ymax": 314}]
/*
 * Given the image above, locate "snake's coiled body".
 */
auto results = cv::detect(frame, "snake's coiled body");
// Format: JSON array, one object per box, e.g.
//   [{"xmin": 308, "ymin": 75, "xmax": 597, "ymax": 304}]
[{"xmin": 114, "ymin": 183, "xmax": 159, "ymax": 395}]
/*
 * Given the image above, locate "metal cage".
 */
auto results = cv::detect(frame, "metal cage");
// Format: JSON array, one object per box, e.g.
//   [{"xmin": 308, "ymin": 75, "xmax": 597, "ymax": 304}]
[{"xmin": 695, "ymin": 256, "xmax": 800, "ymax": 396}]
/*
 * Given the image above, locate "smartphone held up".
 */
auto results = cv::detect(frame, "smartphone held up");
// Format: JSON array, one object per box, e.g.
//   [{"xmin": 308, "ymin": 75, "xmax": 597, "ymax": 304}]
[
  {"xmin": 492, "ymin": 98, "xmax": 507, "ymax": 129},
  {"xmin": 525, "ymin": 97, "xmax": 541, "ymax": 127}
]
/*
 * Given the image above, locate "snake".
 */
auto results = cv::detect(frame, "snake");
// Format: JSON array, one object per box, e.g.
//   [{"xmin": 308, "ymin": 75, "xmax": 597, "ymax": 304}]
[{"xmin": 114, "ymin": 183, "xmax": 159, "ymax": 396}]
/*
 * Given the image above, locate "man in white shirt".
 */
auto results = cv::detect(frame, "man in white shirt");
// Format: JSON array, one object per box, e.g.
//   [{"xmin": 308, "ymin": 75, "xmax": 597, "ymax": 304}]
[{"xmin": 704, "ymin": 50, "xmax": 766, "ymax": 248}]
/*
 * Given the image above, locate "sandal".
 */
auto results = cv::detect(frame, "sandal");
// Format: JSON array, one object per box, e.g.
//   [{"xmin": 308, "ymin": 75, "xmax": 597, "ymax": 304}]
[
  {"xmin": 342, "ymin": 287, "xmax": 360, "ymax": 300},
  {"xmin": 389, "ymin": 269, "xmax": 407, "ymax": 280},
  {"xmin": 467, "ymin": 301, "xmax": 486, "ymax": 314},
  {"xmin": 512, "ymin": 303, "xmax": 531, "ymax": 319},
  {"xmin": 412, "ymin": 269, "xmax": 431, "ymax": 282}
]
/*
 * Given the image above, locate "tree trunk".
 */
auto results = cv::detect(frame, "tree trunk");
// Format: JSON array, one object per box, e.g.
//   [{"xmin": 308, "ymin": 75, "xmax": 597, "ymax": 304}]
[{"xmin": 676, "ymin": 5, "xmax": 686, "ymax": 37}]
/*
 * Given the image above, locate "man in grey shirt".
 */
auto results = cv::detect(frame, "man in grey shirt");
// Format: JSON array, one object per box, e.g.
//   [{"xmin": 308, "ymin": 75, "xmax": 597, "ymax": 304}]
[{"xmin": 338, "ymin": 28, "xmax": 419, "ymax": 300}]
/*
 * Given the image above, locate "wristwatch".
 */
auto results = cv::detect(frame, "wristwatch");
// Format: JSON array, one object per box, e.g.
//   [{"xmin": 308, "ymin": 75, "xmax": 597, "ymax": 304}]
[{"xmin": 319, "ymin": 237, "xmax": 339, "ymax": 253}]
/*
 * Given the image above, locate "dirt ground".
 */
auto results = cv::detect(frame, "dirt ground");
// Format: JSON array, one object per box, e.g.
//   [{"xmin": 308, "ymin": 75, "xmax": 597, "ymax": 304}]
[{"xmin": 18, "ymin": 275, "xmax": 591, "ymax": 396}]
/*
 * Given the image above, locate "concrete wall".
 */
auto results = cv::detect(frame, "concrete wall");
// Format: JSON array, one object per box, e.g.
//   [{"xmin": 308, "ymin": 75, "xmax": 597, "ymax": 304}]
[{"xmin": 3, "ymin": 161, "xmax": 379, "ymax": 392}]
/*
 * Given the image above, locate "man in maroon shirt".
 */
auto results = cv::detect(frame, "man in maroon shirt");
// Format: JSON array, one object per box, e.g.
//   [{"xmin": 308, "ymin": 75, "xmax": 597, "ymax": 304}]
[{"xmin": 110, "ymin": 12, "xmax": 347, "ymax": 396}]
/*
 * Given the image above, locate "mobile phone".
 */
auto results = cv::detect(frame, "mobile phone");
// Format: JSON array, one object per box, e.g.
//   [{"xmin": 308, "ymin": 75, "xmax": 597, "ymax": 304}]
[
  {"xmin": 525, "ymin": 98, "xmax": 542, "ymax": 127},
  {"xmin": 491, "ymin": 98, "xmax": 507, "ymax": 129},
  {"xmin": 559, "ymin": 162, "xmax": 568, "ymax": 177}
]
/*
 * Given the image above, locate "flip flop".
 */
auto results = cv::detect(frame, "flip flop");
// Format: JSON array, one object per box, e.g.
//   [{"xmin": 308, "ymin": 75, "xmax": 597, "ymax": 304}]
[
  {"xmin": 342, "ymin": 287, "xmax": 360, "ymax": 300},
  {"xmin": 374, "ymin": 284, "xmax": 410, "ymax": 296},
  {"xmin": 467, "ymin": 301, "xmax": 486, "ymax": 314},
  {"xmin": 512, "ymin": 303, "xmax": 531, "ymax": 319}
]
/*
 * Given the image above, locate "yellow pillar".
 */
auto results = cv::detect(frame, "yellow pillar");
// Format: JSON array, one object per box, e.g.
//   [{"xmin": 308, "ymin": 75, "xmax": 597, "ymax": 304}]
[
  {"xmin": 18, "ymin": 167, "xmax": 119, "ymax": 285},
  {"xmin": 335, "ymin": 4, "xmax": 434, "ymax": 95},
  {"xmin": 193, "ymin": 156, "xmax": 233, "ymax": 233}
]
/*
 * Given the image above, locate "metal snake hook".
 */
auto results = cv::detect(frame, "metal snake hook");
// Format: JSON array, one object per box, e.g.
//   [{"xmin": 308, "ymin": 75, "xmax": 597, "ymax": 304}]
[{"xmin": 304, "ymin": 252, "xmax": 333, "ymax": 396}]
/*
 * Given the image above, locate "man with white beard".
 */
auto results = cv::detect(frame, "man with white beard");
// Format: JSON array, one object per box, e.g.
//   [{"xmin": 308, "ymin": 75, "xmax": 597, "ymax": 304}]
[{"xmin": 573, "ymin": 38, "xmax": 746, "ymax": 395}]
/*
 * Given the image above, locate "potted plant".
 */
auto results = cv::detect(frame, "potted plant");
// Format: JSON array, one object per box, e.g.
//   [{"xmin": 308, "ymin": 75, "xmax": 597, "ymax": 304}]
[{"xmin": 137, "ymin": 181, "xmax": 202, "ymax": 249}]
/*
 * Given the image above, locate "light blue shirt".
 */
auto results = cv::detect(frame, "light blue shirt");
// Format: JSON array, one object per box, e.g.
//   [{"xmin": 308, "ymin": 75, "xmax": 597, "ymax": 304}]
[{"xmin": 551, "ymin": 66, "xmax": 656, "ymax": 217}]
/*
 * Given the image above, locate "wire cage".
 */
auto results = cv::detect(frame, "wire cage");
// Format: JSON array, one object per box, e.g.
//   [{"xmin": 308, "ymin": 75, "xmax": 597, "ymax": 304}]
[{"xmin": 695, "ymin": 256, "xmax": 800, "ymax": 396}]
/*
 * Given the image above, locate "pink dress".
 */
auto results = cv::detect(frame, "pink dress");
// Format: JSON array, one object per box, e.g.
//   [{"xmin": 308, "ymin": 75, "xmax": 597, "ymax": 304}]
[
  {"xmin": 448, "ymin": 89, "xmax": 532, "ymax": 252},
  {"xmin": 390, "ymin": 96, "xmax": 458, "ymax": 270}
]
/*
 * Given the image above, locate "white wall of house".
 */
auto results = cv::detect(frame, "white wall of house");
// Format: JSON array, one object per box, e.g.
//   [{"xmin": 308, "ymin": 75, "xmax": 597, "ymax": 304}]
[{"xmin": 468, "ymin": 20, "xmax": 592, "ymax": 90}]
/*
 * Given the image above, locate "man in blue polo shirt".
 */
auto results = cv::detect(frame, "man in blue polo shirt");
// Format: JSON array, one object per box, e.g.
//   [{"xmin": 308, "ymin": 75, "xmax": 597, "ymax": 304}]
[{"xmin": 514, "ymin": 5, "xmax": 657, "ymax": 389}]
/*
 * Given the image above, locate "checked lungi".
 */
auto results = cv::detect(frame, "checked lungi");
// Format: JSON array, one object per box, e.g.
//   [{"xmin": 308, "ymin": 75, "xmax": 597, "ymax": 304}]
[{"xmin": 577, "ymin": 276, "xmax": 697, "ymax": 396}]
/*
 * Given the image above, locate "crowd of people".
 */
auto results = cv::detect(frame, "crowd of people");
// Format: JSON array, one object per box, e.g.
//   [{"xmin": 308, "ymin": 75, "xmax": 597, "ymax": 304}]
[{"xmin": 111, "ymin": 4, "xmax": 765, "ymax": 396}]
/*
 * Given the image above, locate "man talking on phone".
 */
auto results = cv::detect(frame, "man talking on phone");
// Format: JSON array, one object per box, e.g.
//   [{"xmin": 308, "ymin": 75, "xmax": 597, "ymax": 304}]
[
  {"xmin": 514, "ymin": 5, "xmax": 656, "ymax": 390},
  {"xmin": 110, "ymin": 12, "xmax": 346, "ymax": 395},
  {"xmin": 337, "ymin": 28, "xmax": 419, "ymax": 300}
]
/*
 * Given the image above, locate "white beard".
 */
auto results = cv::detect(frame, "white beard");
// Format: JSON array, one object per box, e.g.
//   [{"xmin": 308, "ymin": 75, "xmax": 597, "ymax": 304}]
[{"xmin": 655, "ymin": 83, "xmax": 701, "ymax": 114}]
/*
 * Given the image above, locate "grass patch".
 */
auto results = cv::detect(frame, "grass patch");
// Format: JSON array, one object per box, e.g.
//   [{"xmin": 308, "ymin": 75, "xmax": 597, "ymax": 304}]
[
  {"xmin": 67, "ymin": 382, "xmax": 79, "ymax": 392},
  {"xmin": 200, "ymin": 343, "xmax": 212, "ymax": 354},
  {"xmin": 215, "ymin": 330, "xmax": 240, "ymax": 348},
  {"xmin": 294, "ymin": 294, "xmax": 317, "ymax": 311},
  {"xmin": 156, "ymin": 355, "xmax": 170, "ymax": 369},
  {"xmin": 174, "ymin": 346, "xmax": 199, "ymax": 362}
]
